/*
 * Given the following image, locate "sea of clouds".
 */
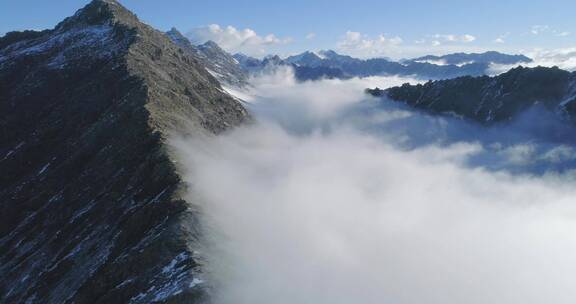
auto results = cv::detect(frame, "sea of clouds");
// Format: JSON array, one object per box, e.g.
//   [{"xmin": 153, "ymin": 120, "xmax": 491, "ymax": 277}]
[
  {"xmin": 173, "ymin": 67, "xmax": 576, "ymax": 304},
  {"xmin": 489, "ymin": 47, "xmax": 576, "ymax": 74}
]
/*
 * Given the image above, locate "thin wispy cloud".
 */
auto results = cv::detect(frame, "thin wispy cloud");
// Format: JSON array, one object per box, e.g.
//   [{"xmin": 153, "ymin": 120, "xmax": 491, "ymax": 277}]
[
  {"xmin": 431, "ymin": 34, "xmax": 477, "ymax": 45},
  {"xmin": 531, "ymin": 25, "xmax": 550, "ymax": 35},
  {"xmin": 336, "ymin": 31, "xmax": 403, "ymax": 58},
  {"xmin": 493, "ymin": 32, "xmax": 510, "ymax": 44},
  {"xmin": 305, "ymin": 32, "xmax": 316, "ymax": 40},
  {"xmin": 530, "ymin": 25, "xmax": 570, "ymax": 37}
]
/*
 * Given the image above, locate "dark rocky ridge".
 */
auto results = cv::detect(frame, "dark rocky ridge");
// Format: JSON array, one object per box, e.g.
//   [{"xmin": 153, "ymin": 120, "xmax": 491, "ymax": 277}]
[
  {"xmin": 367, "ymin": 66, "xmax": 576, "ymax": 123},
  {"xmin": 0, "ymin": 0, "xmax": 249, "ymax": 303}
]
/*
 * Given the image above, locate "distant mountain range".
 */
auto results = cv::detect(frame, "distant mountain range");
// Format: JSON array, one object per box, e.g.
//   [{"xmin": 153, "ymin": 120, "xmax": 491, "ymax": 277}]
[
  {"xmin": 163, "ymin": 30, "xmax": 535, "ymax": 85},
  {"xmin": 367, "ymin": 66, "xmax": 576, "ymax": 123},
  {"xmin": 406, "ymin": 51, "xmax": 532, "ymax": 66},
  {"xmin": 233, "ymin": 50, "xmax": 533, "ymax": 82}
]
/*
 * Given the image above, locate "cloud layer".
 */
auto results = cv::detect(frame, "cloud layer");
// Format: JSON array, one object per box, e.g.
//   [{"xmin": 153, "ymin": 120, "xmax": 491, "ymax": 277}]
[
  {"xmin": 173, "ymin": 68, "xmax": 576, "ymax": 304},
  {"xmin": 489, "ymin": 47, "xmax": 576, "ymax": 73}
]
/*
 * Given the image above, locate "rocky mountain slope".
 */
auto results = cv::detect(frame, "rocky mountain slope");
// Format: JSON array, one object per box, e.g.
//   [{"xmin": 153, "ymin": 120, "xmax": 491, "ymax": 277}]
[
  {"xmin": 166, "ymin": 28, "xmax": 248, "ymax": 88},
  {"xmin": 0, "ymin": 1, "xmax": 249, "ymax": 303},
  {"xmin": 367, "ymin": 66, "xmax": 576, "ymax": 123}
]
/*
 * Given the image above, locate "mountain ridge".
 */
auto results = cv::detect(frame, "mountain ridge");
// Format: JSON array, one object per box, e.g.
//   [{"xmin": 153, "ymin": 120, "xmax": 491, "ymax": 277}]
[
  {"xmin": 367, "ymin": 66, "xmax": 576, "ymax": 123},
  {"xmin": 234, "ymin": 50, "xmax": 533, "ymax": 81},
  {"xmin": 407, "ymin": 51, "xmax": 533, "ymax": 66},
  {"xmin": 0, "ymin": 1, "xmax": 249, "ymax": 303}
]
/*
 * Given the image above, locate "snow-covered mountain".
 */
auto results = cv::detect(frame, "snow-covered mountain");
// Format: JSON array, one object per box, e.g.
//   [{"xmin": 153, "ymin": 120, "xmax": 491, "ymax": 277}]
[{"xmin": 284, "ymin": 51, "xmax": 326, "ymax": 67}]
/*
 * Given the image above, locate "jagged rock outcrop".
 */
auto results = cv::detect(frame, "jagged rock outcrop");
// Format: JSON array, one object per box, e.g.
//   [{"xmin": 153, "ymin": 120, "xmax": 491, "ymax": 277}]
[
  {"xmin": 367, "ymin": 66, "xmax": 576, "ymax": 123},
  {"xmin": 166, "ymin": 28, "xmax": 248, "ymax": 88},
  {"xmin": 0, "ymin": 1, "xmax": 249, "ymax": 303}
]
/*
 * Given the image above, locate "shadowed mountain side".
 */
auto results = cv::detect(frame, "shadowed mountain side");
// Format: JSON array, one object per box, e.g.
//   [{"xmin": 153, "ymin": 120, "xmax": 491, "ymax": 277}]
[
  {"xmin": 368, "ymin": 66, "xmax": 576, "ymax": 123},
  {"xmin": 0, "ymin": 0, "xmax": 249, "ymax": 303}
]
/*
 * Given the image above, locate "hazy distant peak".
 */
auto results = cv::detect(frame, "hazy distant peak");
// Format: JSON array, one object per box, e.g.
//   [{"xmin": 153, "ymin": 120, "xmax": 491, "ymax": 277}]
[{"xmin": 409, "ymin": 51, "xmax": 532, "ymax": 66}]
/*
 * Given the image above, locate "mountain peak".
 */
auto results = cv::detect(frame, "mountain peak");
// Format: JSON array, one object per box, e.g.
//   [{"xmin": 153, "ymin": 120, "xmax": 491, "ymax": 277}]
[
  {"xmin": 320, "ymin": 49, "xmax": 339, "ymax": 57},
  {"xmin": 56, "ymin": 0, "xmax": 140, "ymax": 30},
  {"xmin": 201, "ymin": 40, "xmax": 222, "ymax": 49},
  {"xmin": 167, "ymin": 27, "xmax": 182, "ymax": 35},
  {"xmin": 166, "ymin": 27, "xmax": 193, "ymax": 49}
]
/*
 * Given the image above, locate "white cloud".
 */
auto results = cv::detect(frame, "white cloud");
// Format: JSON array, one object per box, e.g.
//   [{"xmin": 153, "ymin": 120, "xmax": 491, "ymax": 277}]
[
  {"xmin": 529, "ymin": 47, "xmax": 576, "ymax": 70},
  {"xmin": 530, "ymin": 25, "xmax": 570, "ymax": 37},
  {"xmin": 461, "ymin": 34, "xmax": 477, "ymax": 42},
  {"xmin": 493, "ymin": 32, "xmax": 510, "ymax": 44},
  {"xmin": 431, "ymin": 34, "xmax": 476, "ymax": 44},
  {"xmin": 305, "ymin": 32, "xmax": 316, "ymax": 40},
  {"xmin": 531, "ymin": 25, "xmax": 550, "ymax": 35},
  {"xmin": 415, "ymin": 34, "xmax": 477, "ymax": 48},
  {"xmin": 336, "ymin": 31, "xmax": 403, "ymax": 58},
  {"xmin": 186, "ymin": 24, "xmax": 291, "ymax": 56},
  {"xmin": 335, "ymin": 31, "xmax": 488, "ymax": 59},
  {"xmin": 541, "ymin": 145, "xmax": 576, "ymax": 163},
  {"xmin": 489, "ymin": 47, "xmax": 576, "ymax": 74},
  {"xmin": 173, "ymin": 71, "xmax": 576, "ymax": 304}
]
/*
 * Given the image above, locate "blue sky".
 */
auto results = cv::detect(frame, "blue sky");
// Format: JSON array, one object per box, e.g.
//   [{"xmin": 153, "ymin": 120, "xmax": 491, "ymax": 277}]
[{"xmin": 1, "ymin": 0, "xmax": 576, "ymax": 59}]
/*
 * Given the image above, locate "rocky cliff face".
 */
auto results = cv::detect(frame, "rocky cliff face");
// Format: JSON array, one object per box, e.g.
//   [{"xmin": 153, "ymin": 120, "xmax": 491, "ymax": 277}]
[
  {"xmin": 368, "ymin": 66, "xmax": 576, "ymax": 123},
  {"xmin": 0, "ymin": 1, "xmax": 250, "ymax": 303}
]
